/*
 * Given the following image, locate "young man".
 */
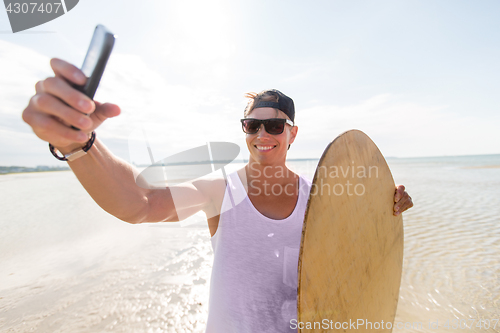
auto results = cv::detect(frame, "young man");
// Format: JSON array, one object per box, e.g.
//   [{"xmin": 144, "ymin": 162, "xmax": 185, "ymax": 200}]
[{"xmin": 22, "ymin": 59, "xmax": 413, "ymax": 332}]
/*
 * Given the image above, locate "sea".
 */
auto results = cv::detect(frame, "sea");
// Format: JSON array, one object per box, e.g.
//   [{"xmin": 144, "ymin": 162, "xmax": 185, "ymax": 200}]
[{"xmin": 0, "ymin": 154, "xmax": 499, "ymax": 332}]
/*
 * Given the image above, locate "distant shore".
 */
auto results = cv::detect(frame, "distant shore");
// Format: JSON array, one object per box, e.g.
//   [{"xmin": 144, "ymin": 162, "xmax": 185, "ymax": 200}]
[
  {"xmin": 0, "ymin": 159, "xmax": 321, "ymax": 175},
  {"xmin": 3, "ymin": 154, "xmax": 499, "ymax": 175},
  {"xmin": 0, "ymin": 166, "xmax": 70, "ymax": 175}
]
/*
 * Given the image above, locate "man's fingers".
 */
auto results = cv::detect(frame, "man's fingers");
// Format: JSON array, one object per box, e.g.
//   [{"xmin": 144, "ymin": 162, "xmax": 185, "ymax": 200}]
[
  {"xmin": 50, "ymin": 58, "xmax": 87, "ymax": 86},
  {"xmin": 405, "ymin": 196, "xmax": 414, "ymax": 212},
  {"xmin": 29, "ymin": 112, "xmax": 91, "ymax": 145},
  {"xmin": 394, "ymin": 193, "xmax": 413, "ymax": 216},
  {"xmin": 394, "ymin": 191, "xmax": 409, "ymax": 211},
  {"xmin": 30, "ymin": 93, "xmax": 94, "ymax": 131},
  {"xmin": 395, "ymin": 199, "xmax": 413, "ymax": 215},
  {"xmin": 40, "ymin": 76, "xmax": 95, "ymax": 115},
  {"xmin": 35, "ymin": 80, "xmax": 44, "ymax": 94},
  {"xmin": 23, "ymin": 58, "xmax": 122, "ymax": 149},
  {"xmin": 394, "ymin": 185, "xmax": 406, "ymax": 202}
]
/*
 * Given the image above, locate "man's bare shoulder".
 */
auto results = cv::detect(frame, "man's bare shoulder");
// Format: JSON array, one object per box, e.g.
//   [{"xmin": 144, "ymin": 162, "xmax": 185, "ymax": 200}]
[{"xmin": 192, "ymin": 177, "xmax": 227, "ymax": 203}]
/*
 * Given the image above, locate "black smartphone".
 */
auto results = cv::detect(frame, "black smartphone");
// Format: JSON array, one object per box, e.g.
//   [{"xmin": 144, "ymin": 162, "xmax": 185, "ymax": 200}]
[
  {"xmin": 71, "ymin": 25, "xmax": 115, "ymax": 130},
  {"xmin": 76, "ymin": 24, "xmax": 116, "ymax": 99}
]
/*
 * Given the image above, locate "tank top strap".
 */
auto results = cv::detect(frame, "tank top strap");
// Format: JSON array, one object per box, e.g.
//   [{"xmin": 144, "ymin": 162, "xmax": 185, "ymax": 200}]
[{"xmin": 220, "ymin": 171, "xmax": 248, "ymax": 215}]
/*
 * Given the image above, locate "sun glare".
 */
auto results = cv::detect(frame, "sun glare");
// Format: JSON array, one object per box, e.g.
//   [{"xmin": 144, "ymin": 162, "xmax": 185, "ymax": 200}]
[{"xmin": 160, "ymin": 0, "xmax": 236, "ymax": 65}]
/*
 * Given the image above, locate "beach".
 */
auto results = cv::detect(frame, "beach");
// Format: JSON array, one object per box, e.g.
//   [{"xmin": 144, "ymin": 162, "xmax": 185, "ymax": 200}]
[{"xmin": 1, "ymin": 155, "xmax": 499, "ymax": 332}]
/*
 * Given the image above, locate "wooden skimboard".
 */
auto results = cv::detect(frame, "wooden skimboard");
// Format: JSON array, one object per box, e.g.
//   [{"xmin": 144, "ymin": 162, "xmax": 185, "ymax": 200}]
[{"xmin": 297, "ymin": 130, "xmax": 403, "ymax": 332}]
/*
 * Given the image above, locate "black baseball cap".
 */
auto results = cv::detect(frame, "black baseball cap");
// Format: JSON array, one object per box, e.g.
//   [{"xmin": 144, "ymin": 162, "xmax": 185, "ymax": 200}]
[{"xmin": 253, "ymin": 89, "xmax": 295, "ymax": 122}]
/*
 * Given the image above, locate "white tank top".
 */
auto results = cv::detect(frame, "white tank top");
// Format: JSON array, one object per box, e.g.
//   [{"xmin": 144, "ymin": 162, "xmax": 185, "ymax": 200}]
[{"xmin": 206, "ymin": 171, "xmax": 312, "ymax": 333}]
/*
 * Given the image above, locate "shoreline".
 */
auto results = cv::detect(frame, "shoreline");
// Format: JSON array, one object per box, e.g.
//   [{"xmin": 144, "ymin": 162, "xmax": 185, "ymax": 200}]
[
  {"xmin": 0, "ymin": 169, "xmax": 71, "ymax": 176},
  {"xmin": 3, "ymin": 153, "xmax": 500, "ymax": 175}
]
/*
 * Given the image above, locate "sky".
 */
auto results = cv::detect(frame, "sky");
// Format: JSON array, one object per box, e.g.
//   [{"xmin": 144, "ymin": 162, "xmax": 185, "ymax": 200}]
[{"xmin": 1, "ymin": 0, "xmax": 499, "ymax": 167}]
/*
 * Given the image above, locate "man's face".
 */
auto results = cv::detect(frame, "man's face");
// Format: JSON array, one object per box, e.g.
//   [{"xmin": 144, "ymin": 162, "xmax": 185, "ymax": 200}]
[{"xmin": 244, "ymin": 107, "xmax": 297, "ymax": 166}]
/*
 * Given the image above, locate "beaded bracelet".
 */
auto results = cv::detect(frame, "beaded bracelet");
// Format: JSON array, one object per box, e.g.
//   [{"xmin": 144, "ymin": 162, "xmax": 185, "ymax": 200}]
[{"xmin": 49, "ymin": 131, "xmax": 96, "ymax": 162}]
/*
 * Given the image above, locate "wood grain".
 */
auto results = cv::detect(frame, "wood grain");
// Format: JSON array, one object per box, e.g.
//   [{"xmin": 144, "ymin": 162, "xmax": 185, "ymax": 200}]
[{"xmin": 297, "ymin": 130, "xmax": 404, "ymax": 332}]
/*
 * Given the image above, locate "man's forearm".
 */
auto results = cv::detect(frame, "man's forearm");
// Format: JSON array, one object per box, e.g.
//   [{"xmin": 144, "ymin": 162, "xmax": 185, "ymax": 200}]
[{"xmin": 61, "ymin": 138, "xmax": 149, "ymax": 223}]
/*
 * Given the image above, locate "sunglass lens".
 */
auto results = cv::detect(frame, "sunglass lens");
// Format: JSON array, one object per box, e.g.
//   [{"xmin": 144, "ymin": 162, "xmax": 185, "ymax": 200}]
[
  {"xmin": 265, "ymin": 120, "xmax": 285, "ymax": 134},
  {"xmin": 242, "ymin": 120, "xmax": 260, "ymax": 134}
]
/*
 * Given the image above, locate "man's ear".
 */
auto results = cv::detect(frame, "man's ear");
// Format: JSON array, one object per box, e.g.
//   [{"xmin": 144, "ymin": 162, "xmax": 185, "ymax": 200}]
[{"xmin": 289, "ymin": 125, "xmax": 298, "ymax": 145}]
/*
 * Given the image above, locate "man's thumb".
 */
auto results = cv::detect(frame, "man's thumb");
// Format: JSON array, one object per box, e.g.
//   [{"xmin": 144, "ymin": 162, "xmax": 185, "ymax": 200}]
[{"xmin": 94, "ymin": 101, "xmax": 121, "ymax": 121}]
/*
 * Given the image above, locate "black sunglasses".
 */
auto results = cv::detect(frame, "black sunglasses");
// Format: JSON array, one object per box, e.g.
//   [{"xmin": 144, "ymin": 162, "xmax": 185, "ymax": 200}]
[{"xmin": 240, "ymin": 118, "xmax": 294, "ymax": 135}]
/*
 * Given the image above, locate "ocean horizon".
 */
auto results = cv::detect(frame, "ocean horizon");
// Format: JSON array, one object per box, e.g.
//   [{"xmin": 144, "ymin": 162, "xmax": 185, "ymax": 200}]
[{"xmin": 2, "ymin": 153, "xmax": 499, "ymax": 169}]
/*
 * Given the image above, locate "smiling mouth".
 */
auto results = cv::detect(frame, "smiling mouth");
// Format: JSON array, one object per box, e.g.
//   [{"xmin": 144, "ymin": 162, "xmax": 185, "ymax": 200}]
[{"xmin": 255, "ymin": 145, "xmax": 276, "ymax": 151}]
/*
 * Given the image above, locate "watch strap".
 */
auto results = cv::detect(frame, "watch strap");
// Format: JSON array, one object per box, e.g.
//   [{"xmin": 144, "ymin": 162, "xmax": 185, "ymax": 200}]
[{"xmin": 49, "ymin": 131, "xmax": 96, "ymax": 162}]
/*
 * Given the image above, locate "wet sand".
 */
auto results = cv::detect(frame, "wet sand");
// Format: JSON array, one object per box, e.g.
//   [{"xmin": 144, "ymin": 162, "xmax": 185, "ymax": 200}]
[{"xmin": 1, "ymin": 155, "xmax": 499, "ymax": 332}]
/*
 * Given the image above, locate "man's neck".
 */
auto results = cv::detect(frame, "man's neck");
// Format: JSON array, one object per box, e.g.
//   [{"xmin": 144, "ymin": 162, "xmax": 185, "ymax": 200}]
[{"xmin": 244, "ymin": 160, "xmax": 296, "ymax": 184}]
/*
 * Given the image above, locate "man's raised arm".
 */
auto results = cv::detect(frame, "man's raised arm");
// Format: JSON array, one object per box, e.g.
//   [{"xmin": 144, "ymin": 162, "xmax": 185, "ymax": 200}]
[{"xmin": 22, "ymin": 58, "xmax": 212, "ymax": 224}]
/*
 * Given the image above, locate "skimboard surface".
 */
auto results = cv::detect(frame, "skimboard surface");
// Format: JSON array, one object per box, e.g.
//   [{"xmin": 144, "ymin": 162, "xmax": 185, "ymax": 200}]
[{"xmin": 297, "ymin": 130, "xmax": 404, "ymax": 332}]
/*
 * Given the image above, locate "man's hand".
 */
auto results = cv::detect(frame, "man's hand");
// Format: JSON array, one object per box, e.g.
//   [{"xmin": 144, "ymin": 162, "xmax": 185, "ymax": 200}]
[
  {"xmin": 22, "ymin": 58, "xmax": 120, "ymax": 150},
  {"xmin": 393, "ymin": 185, "xmax": 413, "ymax": 216}
]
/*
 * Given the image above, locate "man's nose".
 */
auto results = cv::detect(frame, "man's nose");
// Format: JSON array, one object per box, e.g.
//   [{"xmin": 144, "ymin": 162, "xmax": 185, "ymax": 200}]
[{"xmin": 257, "ymin": 124, "xmax": 271, "ymax": 137}]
